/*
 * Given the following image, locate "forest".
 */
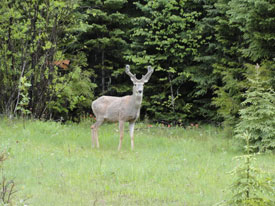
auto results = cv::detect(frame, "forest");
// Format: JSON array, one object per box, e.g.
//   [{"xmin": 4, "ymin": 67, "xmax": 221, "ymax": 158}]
[
  {"xmin": 0, "ymin": 0, "xmax": 275, "ymax": 151},
  {"xmin": 0, "ymin": 1, "xmax": 275, "ymax": 205}
]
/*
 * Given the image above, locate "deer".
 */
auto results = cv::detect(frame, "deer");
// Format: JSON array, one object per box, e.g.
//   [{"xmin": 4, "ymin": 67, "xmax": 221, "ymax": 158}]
[{"xmin": 91, "ymin": 65, "xmax": 154, "ymax": 150}]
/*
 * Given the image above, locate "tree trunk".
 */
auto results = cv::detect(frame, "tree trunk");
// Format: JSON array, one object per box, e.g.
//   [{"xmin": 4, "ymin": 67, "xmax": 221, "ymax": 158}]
[
  {"xmin": 168, "ymin": 73, "xmax": 175, "ymax": 113},
  {"xmin": 101, "ymin": 51, "xmax": 105, "ymax": 93}
]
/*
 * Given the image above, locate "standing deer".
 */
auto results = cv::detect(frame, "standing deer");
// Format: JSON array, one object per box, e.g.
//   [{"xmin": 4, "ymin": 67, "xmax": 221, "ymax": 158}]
[{"xmin": 91, "ymin": 65, "xmax": 154, "ymax": 150}]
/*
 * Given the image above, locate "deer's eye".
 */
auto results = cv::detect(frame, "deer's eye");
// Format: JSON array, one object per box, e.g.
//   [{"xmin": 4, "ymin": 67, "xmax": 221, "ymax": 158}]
[{"xmin": 134, "ymin": 84, "xmax": 137, "ymax": 87}]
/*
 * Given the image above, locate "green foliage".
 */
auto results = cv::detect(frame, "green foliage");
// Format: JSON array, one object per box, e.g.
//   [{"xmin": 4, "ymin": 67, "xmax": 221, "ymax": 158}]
[
  {"xmin": 224, "ymin": 132, "xmax": 274, "ymax": 206},
  {"xmin": 80, "ymin": 0, "xmax": 130, "ymax": 95},
  {"xmin": 16, "ymin": 76, "xmax": 31, "ymax": 117},
  {"xmin": 47, "ymin": 66, "xmax": 96, "ymax": 121},
  {"xmin": 194, "ymin": 0, "xmax": 231, "ymax": 123},
  {"xmin": 211, "ymin": 0, "xmax": 246, "ymax": 127},
  {"xmin": 235, "ymin": 64, "xmax": 275, "ymax": 152},
  {"xmin": 212, "ymin": 0, "xmax": 275, "ymax": 128},
  {"xmin": 1, "ymin": 0, "xmax": 275, "ymax": 127},
  {"xmin": 227, "ymin": 0, "xmax": 275, "ymax": 61},
  {"xmin": 127, "ymin": 0, "xmax": 205, "ymax": 123},
  {"xmin": 0, "ymin": 0, "xmax": 95, "ymax": 120},
  {"xmin": 212, "ymin": 64, "xmax": 246, "ymax": 127}
]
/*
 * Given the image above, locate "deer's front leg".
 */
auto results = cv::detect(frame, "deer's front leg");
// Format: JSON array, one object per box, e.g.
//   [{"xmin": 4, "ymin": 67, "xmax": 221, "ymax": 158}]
[
  {"xmin": 118, "ymin": 120, "xmax": 124, "ymax": 151},
  {"xmin": 129, "ymin": 122, "xmax": 135, "ymax": 150},
  {"xmin": 91, "ymin": 119, "xmax": 103, "ymax": 149}
]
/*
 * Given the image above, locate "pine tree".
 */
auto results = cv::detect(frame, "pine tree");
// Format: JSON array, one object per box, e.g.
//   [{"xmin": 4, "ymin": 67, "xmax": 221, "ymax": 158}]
[
  {"xmin": 235, "ymin": 64, "xmax": 275, "ymax": 152},
  {"xmin": 212, "ymin": 0, "xmax": 275, "ymax": 128},
  {"xmin": 224, "ymin": 131, "xmax": 275, "ymax": 206},
  {"xmin": 80, "ymin": 0, "xmax": 130, "ymax": 95},
  {"xmin": 127, "ymin": 0, "xmax": 204, "ymax": 123},
  {"xmin": 211, "ymin": 0, "xmax": 246, "ymax": 128},
  {"xmin": 227, "ymin": 0, "xmax": 275, "ymax": 61},
  {"xmin": 190, "ymin": 0, "xmax": 221, "ymax": 122}
]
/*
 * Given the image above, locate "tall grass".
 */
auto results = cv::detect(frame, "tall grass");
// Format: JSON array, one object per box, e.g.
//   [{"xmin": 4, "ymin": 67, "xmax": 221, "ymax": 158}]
[{"xmin": 0, "ymin": 118, "xmax": 274, "ymax": 205}]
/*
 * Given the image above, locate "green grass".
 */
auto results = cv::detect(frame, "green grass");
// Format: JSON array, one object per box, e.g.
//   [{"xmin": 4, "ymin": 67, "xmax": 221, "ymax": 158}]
[{"xmin": 0, "ymin": 118, "xmax": 274, "ymax": 205}]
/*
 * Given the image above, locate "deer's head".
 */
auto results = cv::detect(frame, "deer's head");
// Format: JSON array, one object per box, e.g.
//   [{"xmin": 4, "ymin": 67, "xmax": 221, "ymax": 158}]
[{"xmin": 125, "ymin": 65, "xmax": 154, "ymax": 98}]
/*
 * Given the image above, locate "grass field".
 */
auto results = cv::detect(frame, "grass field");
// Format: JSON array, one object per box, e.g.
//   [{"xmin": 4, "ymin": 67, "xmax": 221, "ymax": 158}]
[{"xmin": 0, "ymin": 118, "xmax": 274, "ymax": 205}]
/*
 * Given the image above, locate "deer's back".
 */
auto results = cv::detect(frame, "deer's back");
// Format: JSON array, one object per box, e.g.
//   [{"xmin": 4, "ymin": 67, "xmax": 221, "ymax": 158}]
[
  {"xmin": 92, "ymin": 95, "xmax": 139, "ymax": 122},
  {"xmin": 92, "ymin": 96, "xmax": 123, "ymax": 122}
]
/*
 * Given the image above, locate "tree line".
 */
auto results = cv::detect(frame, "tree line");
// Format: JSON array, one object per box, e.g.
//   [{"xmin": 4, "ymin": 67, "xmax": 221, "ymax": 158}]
[{"xmin": 1, "ymin": 0, "xmax": 274, "ymax": 150}]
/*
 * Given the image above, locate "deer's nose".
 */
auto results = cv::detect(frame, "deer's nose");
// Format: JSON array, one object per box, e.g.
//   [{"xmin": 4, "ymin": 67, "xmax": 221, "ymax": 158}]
[{"xmin": 138, "ymin": 90, "xmax": 142, "ymax": 94}]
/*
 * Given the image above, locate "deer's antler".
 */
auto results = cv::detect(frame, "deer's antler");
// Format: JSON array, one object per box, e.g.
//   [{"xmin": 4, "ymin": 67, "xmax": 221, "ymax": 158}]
[
  {"xmin": 125, "ymin": 65, "xmax": 137, "ymax": 82},
  {"xmin": 141, "ymin": 66, "xmax": 154, "ymax": 83},
  {"xmin": 126, "ymin": 65, "xmax": 153, "ymax": 83}
]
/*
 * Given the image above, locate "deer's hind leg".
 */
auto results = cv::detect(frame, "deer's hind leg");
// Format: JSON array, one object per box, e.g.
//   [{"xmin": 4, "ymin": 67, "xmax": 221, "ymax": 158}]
[
  {"xmin": 91, "ymin": 119, "xmax": 104, "ymax": 148},
  {"xmin": 118, "ymin": 120, "xmax": 125, "ymax": 151}
]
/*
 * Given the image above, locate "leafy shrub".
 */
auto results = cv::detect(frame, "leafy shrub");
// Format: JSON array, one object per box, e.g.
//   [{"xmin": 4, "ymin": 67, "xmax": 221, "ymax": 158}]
[{"xmin": 15, "ymin": 76, "xmax": 32, "ymax": 117}]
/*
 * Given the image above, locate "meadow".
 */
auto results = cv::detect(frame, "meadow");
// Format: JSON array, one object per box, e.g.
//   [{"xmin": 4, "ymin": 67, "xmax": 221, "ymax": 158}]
[{"xmin": 0, "ymin": 118, "xmax": 274, "ymax": 206}]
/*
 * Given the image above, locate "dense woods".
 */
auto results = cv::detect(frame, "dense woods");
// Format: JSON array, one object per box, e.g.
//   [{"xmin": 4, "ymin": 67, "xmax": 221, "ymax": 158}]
[{"xmin": 1, "ymin": 0, "xmax": 274, "ymax": 150}]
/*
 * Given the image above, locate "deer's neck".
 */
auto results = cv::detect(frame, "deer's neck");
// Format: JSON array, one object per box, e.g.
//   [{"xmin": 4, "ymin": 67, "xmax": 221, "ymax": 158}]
[{"xmin": 131, "ymin": 94, "xmax": 143, "ymax": 109}]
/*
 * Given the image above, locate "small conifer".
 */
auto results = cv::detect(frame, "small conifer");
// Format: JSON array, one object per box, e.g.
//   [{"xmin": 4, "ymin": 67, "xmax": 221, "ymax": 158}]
[
  {"xmin": 225, "ymin": 132, "xmax": 274, "ymax": 206},
  {"xmin": 235, "ymin": 63, "xmax": 275, "ymax": 152}
]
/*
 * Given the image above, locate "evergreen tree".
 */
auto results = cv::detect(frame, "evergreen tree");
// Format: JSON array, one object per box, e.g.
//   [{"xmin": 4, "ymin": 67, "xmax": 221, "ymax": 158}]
[
  {"xmin": 127, "ymin": 0, "xmax": 204, "ymax": 123},
  {"xmin": 212, "ymin": 0, "xmax": 275, "ymax": 128},
  {"xmin": 211, "ymin": 0, "xmax": 247, "ymax": 128},
  {"xmin": 223, "ymin": 132, "xmax": 274, "ymax": 206},
  {"xmin": 79, "ymin": 0, "xmax": 131, "ymax": 96},
  {"xmin": 227, "ymin": 0, "xmax": 275, "ymax": 62},
  {"xmin": 192, "ymin": 0, "xmax": 222, "ymax": 122},
  {"xmin": 235, "ymin": 64, "xmax": 275, "ymax": 152}
]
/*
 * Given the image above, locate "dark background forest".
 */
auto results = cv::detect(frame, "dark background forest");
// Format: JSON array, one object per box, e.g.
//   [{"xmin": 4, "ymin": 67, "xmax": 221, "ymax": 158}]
[{"xmin": 1, "ymin": 0, "xmax": 274, "ymax": 148}]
